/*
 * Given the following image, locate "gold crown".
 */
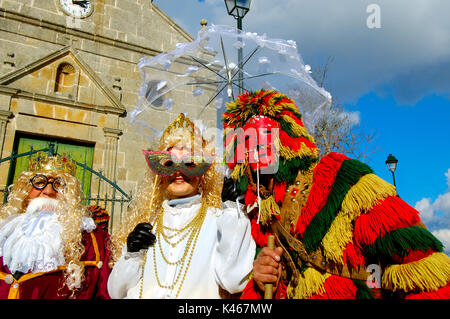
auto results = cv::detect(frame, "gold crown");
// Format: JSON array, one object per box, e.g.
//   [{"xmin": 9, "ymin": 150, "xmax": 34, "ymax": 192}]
[
  {"xmin": 28, "ymin": 152, "xmax": 77, "ymax": 176},
  {"xmin": 158, "ymin": 113, "xmax": 208, "ymax": 151}
]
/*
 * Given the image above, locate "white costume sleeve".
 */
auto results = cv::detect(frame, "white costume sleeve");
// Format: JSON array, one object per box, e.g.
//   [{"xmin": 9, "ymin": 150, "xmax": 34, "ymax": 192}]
[
  {"xmin": 214, "ymin": 200, "xmax": 256, "ymax": 294},
  {"xmin": 107, "ymin": 245, "xmax": 145, "ymax": 299}
]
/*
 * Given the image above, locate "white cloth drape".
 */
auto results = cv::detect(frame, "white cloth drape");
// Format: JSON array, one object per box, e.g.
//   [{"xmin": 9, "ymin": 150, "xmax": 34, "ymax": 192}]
[{"xmin": 108, "ymin": 197, "xmax": 256, "ymax": 299}]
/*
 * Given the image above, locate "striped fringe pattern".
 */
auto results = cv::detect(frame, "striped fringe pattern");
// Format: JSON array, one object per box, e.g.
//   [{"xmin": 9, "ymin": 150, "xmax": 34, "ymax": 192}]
[
  {"xmin": 295, "ymin": 152, "xmax": 348, "ymax": 235},
  {"xmin": 301, "ymin": 159, "xmax": 373, "ymax": 253},
  {"xmin": 287, "ymin": 268, "xmax": 330, "ymax": 299},
  {"xmin": 322, "ymin": 173, "xmax": 396, "ymax": 264},
  {"xmin": 382, "ymin": 252, "xmax": 450, "ymax": 292},
  {"xmin": 310, "ymin": 275, "xmax": 358, "ymax": 299},
  {"xmin": 354, "ymin": 196, "xmax": 422, "ymax": 248}
]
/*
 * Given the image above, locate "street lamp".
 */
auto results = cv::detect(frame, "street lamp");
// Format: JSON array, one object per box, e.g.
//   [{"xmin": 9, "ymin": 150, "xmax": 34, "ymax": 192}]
[
  {"xmin": 224, "ymin": 0, "xmax": 252, "ymax": 27},
  {"xmin": 224, "ymin": 0, "xmax": 252, "ymax": 94},
  {"xmin": 385, "ymin": 154, "xmax": 398, "ymax": 187}
]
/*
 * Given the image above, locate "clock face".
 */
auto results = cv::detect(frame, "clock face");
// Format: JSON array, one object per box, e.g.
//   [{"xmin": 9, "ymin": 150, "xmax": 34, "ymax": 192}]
[{"xmin": 59, "ymin": 0, "xmax": 94, "ymax": 19}]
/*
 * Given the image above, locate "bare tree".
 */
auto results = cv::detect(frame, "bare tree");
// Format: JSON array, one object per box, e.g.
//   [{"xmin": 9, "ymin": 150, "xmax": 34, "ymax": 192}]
[{"xmin": 311, "ymin": 57, "xmax": 380, "ymax": 163}]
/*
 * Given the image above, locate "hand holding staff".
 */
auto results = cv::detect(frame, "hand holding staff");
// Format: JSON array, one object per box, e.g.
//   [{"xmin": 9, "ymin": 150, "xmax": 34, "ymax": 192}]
[{"xmin": 264, "ymin": 235, "xmax": 275, "ymax": 299}]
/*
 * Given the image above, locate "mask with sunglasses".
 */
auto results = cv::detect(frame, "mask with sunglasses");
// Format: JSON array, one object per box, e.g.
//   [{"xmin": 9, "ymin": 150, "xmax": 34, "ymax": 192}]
[
  {"xmin": 143, "ymin": 150, "xmax": 214, "ymax": 177},
  {"xmin": 30, "ymin": 174, "xmax": 66, "ymax": 193}
]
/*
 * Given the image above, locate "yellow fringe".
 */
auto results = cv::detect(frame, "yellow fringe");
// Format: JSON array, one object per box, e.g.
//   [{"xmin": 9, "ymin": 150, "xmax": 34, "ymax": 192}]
[
  {"xmin": 259, "ymin": 195, "xmax": 280, "ymax": 225},
  {"xmin": 382, "ymin": 252, "xmax": 450, "ymax": 292},
  {"xmin": 321, "ymin": 174, "xmax": 397, "ymax": 264},
  {"xmin": 281, "ymin": 114, "xmax": 315, "ymax": 143},
  {"xmin": 287, "ymin": 268, "xmax": 331, "ymax": 299},
  {"xmin": 279, "ymin": 141, "xmax": 318, "ymax": 161},
  {"xmin": 230, "ymin": 163, "xmax": 245, "ymax": 181}
]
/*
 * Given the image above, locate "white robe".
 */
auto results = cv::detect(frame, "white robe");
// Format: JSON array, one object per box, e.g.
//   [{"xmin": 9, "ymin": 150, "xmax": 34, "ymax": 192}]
[{"xmin": 107, "ymin": 196, "xmax": 256, "ymax": 299}]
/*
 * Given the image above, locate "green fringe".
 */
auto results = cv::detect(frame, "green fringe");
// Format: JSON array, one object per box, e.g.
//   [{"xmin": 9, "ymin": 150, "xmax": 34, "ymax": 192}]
[
  {"xmin": 353, "ymin": 280, "xmax": 377, "ymax": 299},
  {"xmin": 302, "ymin": 159, "xmax": 374, "ymax": 253},
  {"xmin": 237, "ymin": 174, "xmax": 249, "ymax": 193},
  {"xmin": 275, "ymin": 157, "xmax": 316, "ymax": 184},
  {"xmin": 279, "ymin": 117, "xmax": 297, "ymax": 138},
  {"xmin": 364, "ymin": 225, "xmax": 444, "ymax": 262}
]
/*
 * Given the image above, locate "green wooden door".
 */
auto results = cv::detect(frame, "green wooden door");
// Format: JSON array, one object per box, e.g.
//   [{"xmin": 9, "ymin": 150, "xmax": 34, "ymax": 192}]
[{"xmin": 13, "ymin": 136, "xmax": 94, "ymax": 198}]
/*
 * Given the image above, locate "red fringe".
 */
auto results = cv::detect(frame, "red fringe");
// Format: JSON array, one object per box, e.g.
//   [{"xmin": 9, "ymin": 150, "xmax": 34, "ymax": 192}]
[
  {"xmin": 295, "ymin": 152, "xmax": 348, "ymax": 236},
  {"xmin": 354, "ymin": 196, "xmax": 421, "ymax": 248},
  {"xmin": 393, "ymin": 248, "xmax": 435, "ymax": 264},
  {"xmin": 310, "ymin": 275, "xmax": 357, "ymax": 299},
  {"xmin": 342, "ymin": 242, "xmax": 366, "ymax": 268},
  {"xmin": 251, "ymin": 219, "xmax": 270, "ymax": 247},
  {"xmin": 240, "ymin": 280, "xmax": 262, "ymax": 299},
  {"xmin": 240, "ymin": 279, "xmax": 287, "ymax": 299},
  {"xmin": 279, "ymin": 131, "xmax": 317, "ymax": 152},
  {"xmin": 406, "ymin": 283, "xmax": 450, "ymax": 299},
  {"xmin": 274, "ymin": 181, "xmax": 287, "ymax": 205},
  {"xmin": 245, "ymin": 185, "xmax": 257, "ymax": 207},
  {"xmin": 280, "ymin": 109, "xmax": 305, "ymax": 126}
]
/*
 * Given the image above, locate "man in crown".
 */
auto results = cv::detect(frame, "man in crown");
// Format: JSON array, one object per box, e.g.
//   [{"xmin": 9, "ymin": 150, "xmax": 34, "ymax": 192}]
[
  {"xmin": 107, "ymin": 113, "xmax": 255, "ymax": 299},
  {"xmin": 0, "ymin": 153, "xmax": 111, "ymax": 299},
  {"xmin": 223, "ymin": 89, "xmax": 450, "ymax": 299}
]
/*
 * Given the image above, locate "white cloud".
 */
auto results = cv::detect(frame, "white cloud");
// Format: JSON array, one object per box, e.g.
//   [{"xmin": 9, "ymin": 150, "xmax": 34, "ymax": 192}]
[
  {"xmin": 434, "ymin": 192, "xmax": 450, "ymax": 215},
  {"xmin": 432, "ymin": 229, "xmax": 450, "ymax": 254},
  {"xmin": 214, "ymin": 0, "xmax": 450, "ymax": 103},
  {"xmin": 415, "ymin": 168, "xmax": 450, "ymax": 253},
  {"xmin": 414, "ymin": 197, "xmax": 435, "ymax": 223},
  {"xmin": 445, "ymin": 168, "xmax": 450, "ymax": 187}
]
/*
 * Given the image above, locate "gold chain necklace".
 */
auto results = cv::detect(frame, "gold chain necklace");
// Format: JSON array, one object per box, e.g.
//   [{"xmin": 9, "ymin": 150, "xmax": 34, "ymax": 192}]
[{"xmin": 138, "ymin": 199, "xmax": 207, "ymax": 298}]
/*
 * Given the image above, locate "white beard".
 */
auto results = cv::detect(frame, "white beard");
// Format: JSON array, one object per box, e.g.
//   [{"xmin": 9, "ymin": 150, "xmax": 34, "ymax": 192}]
[{"xmin": 0, "ymin": 197, "xmax": 65, "ymax": 274}]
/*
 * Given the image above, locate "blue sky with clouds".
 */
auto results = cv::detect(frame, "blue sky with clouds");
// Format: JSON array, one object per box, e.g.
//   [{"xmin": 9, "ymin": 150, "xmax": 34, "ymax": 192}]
[{"xmin": 153, "ymin": 0, "xmax": 450, "ymax": 251}]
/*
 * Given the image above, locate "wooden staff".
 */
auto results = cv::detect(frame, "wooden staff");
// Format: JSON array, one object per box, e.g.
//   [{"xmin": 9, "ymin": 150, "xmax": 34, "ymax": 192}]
[{"xmin": 264, "ymin": 234, "xmax": 275, "ymax": 299}]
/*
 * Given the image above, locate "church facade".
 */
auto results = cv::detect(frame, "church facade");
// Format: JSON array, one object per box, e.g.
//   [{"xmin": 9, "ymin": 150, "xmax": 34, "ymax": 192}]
[{"xmin": 0, "ymin": 0, "xmax": 216, "ymax": 231}]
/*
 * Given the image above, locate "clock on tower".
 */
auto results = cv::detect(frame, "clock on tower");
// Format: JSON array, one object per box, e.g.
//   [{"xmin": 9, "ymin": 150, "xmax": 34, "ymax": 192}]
[{"xmin": 59, "ymin": 0, "xmax": 94, "ymax": 19}]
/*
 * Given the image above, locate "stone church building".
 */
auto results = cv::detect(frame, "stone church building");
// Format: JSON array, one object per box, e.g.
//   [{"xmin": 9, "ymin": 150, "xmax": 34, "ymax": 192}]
[{"xmin": 0, "ymin": 0, "xmax": 217, "ymax": 231}]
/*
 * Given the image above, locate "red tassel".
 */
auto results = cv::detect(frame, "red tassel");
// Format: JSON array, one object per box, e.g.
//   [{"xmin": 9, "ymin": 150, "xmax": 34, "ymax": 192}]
[
  {"xmin": 240, "ymin": 280, "xmax": 262, "ymax": 299},
  {"xmin": 393, "ymin": 248, "xmax": 434, "ymax": 264},
  {"xmin": 245, "ymin": 185, "xmax": 257, "ymax": 207},
  {"xmin": 354, "ymin": 196, "xmax": 421, "ymax": 248},
  {"xmin": 274, "ymin": 181, "xmax": 287, "ymax": 205},
  {"xmin": 342, "ymin": 242, "xmax": 366, "ymax": 268},
  {"xmin": 250, "ymin": 216, "xmax": 269, "ymax": 247},
  {"xmin": 295, "ymin": 152, "xmax": 348, "ymax": 236},
  {"xmin": 406, "ymin": 283, "xmax": 450, "ymax": 299},
  {"xmin": 310, "ymin": 275, "xmax": 357, "ymax": 299},
  {"xmin": 280, "ymin": 109, "xmax": 304, "ymax": 126}
]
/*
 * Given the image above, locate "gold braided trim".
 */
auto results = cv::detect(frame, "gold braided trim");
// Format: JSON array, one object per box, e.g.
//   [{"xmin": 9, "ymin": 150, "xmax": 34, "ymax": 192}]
[
  {"xmin": 286, "ymin": 267, "xmax": 330, "ymax": 299},
  {"xmin": 321, "ymin": 174, "xmax": 396, "ymax": 265},
  {"xmin": 382, "ymin": 252, "xmax": 450, "ymax": 292}
]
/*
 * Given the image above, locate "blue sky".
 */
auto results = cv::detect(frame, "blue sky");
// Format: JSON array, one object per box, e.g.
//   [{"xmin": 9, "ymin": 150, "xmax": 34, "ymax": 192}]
[{"xmin": 153, "ymin": 0, "xmax": 450, "ymax": 251}]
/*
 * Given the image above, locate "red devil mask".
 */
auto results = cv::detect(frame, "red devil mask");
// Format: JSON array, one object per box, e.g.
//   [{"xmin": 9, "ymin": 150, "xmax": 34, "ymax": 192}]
[{"xmin": 240, "ymin": 116, "xmax": 280, "ymax": 173}]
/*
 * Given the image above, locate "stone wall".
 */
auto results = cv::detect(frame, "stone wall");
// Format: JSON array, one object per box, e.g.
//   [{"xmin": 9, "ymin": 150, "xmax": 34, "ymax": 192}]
[{"xmin": 0, "ymin": 0, "xmax": 218, "ymax": 231}]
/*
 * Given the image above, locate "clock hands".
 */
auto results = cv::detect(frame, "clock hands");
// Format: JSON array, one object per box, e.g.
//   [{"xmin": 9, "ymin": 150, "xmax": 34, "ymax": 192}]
[{"xmin": 72, "ymin": 0, "xmax": 89, "ymax": 9}]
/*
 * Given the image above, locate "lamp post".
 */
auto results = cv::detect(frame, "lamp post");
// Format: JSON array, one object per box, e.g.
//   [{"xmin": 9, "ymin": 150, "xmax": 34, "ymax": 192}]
[
  {"xmin": 385, "ymin": 154, "xmax": 398, "ymax": 187},
  {"xmin": 224, "ymin": 0, "xmax": 252, "ymax": 94}
]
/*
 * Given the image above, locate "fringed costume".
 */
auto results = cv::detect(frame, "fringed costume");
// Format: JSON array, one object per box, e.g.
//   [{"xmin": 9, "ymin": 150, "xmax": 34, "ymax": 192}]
[{"xmin": 223, "ymin": 89, "xmax": 450, "ymax": 299}]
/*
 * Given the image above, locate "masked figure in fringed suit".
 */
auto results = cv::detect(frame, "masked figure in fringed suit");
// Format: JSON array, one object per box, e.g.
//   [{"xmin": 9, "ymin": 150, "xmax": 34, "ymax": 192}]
[{"xmin": 222, "ymin": 89, "xmax": 450, "ymax": 299}]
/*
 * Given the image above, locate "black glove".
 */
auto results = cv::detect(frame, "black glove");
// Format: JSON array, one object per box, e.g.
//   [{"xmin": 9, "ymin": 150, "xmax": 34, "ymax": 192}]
[
  {"xmin": 126, "ymin": 223, "xmax": 156, "ymax": 253},
  {"xmin": 221, "ymin": 177, "xmax": 242, "ymax": 202}
]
